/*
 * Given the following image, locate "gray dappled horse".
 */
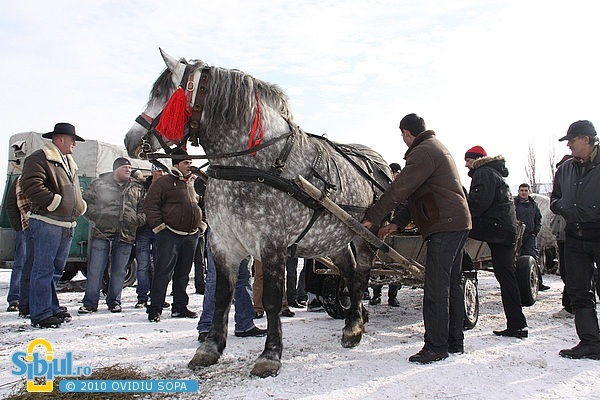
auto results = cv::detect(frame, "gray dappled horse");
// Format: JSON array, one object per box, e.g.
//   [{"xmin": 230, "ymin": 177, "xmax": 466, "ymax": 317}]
[{"xmin": 125, "ymin": 49, "xmax": 391, "ymax": 377}]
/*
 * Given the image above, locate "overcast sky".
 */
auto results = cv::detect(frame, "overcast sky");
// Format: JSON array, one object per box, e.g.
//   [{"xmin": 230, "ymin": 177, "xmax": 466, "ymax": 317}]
[{"xmin": 1, "ymin": 0, "xmax": 599, "ymax": 197}]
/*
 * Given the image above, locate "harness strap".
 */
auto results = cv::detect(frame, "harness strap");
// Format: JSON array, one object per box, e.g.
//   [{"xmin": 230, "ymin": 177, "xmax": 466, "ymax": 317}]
[
  {"xmin": 206, "ymin": 165, "xmax": 323, "ymax": 210},
  {"xmin": 308, "ymin": 133, "xmax": 388, "ymax": 193},
  {"xmin": 147, "ymin": 131, "xmax": 293, "ymax": 161},
  {"xmin": 188, "ymin": 67, "xmax": 211, "ymax": 146},
  {"xmin": 270, "ymin": 129, "xmax": 297, "ymax": 176},
  {"xmin": 289, "ymin": 208, "xmax": 324, "ymax": 259}
]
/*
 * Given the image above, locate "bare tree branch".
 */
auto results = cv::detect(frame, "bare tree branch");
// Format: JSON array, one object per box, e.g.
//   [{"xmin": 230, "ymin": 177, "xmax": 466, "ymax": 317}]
[{"xmin": 525, "ymin": 143, "xmax": 537, "ymax": 193}]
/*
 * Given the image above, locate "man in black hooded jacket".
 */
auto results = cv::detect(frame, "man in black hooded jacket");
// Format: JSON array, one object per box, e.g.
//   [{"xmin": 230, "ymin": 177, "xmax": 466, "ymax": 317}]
[{"xmin": 465, "ymin": 146, "xmax": 528, "ymax": 339}]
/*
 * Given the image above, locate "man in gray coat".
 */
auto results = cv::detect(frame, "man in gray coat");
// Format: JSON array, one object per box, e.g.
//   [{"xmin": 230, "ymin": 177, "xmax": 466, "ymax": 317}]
[{"xmin": 362, "ymin": 113, "xmax": 471, "ymax": 364}]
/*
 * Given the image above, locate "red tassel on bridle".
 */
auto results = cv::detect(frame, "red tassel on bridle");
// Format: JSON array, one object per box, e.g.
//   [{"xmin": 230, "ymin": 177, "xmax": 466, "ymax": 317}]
[
  {"xmin": 247, "ymin": 90, "xmax": 264, "ymax": 156},
  {"xmin": 156, "ymin": 87, "xmax": 191, "ymax": 141}
]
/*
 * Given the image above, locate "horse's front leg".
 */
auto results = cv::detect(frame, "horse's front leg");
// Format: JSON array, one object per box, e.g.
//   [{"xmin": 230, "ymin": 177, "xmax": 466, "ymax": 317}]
[
  {"xmin": 251, "ymin": 256, "xmax": 285, "ymax": 377},
  {"xmin": 332, "ymin": 244, "xmax": 371, "ymax": 348},
  {"xmin": 188, "ymin": 246, "xmax": 237, "ymax": 370}
]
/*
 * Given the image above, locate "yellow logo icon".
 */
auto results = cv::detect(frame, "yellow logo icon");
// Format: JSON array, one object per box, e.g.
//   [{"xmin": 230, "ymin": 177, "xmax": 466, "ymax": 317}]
[{"xmin": 12, "ymin": 338, "xmax": 92, "ymax": 393}]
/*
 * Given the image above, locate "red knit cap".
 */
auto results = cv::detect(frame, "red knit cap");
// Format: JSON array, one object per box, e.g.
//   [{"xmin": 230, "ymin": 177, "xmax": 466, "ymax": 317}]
[{"xmin": 465, "ymin": 145, "xmax": 487, "ymax": 160}]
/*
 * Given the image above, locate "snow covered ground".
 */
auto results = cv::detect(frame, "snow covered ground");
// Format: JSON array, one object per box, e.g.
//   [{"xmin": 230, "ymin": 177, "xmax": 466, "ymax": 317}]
[{"xmin": 1, "ymin": 268, "xmax": 598, "ymax": 399}]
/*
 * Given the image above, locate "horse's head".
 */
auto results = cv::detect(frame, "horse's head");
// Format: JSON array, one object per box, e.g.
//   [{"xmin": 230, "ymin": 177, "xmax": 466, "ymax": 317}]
[
  {"xmin": 124, "ymin": 49, "xmax": 206, "ymax": 158},
  {"xmin": 126, "ymin": 49, "xmax": 297, "ymax": 161}
]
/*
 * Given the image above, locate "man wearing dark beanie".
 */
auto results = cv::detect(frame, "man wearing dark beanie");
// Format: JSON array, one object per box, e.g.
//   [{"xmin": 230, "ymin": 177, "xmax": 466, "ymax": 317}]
[
  {"xmin": 80, "ymin": 157, "xmax": 146, "ymax": 315},
  {"xmin": 144, "ymin": 149, "xmax": 207, "ymax": 322},
  {"xmin": 113, "ymin": 157, "xmax": 131, "ymax": 171},
  {"xmin": 465, "ymin": 145, "xmax": 528, "ymax": 339},
  {"xmin": 551, "ymin": 119, "xmax": 600, "ymax": 360},
  {"xmin": 362, "ymin": 113, "xmax": 472, "ymax": 363}
]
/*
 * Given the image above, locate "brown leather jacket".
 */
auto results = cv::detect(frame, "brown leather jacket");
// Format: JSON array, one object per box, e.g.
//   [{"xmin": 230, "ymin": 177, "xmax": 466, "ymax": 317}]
[
  {"xmin": 365, "ymin": 130, "xmax": 471, "ymax": 238},
  {"xmin": 144, "ymin": 168, "xmax": 206, "ymax": 235},
  {"xmin": 21, "ymin": 143, "xmax": 87, "ymax": 226}
]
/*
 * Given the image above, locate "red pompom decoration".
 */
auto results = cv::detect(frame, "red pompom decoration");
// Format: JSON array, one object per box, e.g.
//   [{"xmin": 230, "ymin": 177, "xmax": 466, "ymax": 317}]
[{"xmin": 156, "ymin": 88, "xmax": 191, "ymax": 141}]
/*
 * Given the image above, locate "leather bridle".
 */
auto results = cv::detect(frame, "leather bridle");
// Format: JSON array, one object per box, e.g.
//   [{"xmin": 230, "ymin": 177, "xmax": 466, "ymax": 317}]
[{"xmin": 133, "ymin": 63, "xmax": 295, "ymax": 163}]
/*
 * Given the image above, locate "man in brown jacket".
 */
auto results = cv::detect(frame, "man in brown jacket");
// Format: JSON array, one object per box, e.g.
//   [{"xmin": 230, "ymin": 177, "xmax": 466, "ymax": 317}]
[
  {"xmin": 21, "ymin": 122, "xmax": 87, "ymax": 328},
  {"xmin": 362, "ymin": 113, "xmax": 471, "ymax": 364},
  {"xmin": 144, "ymin": 149, "xmax": 206, "ymax": 322}
]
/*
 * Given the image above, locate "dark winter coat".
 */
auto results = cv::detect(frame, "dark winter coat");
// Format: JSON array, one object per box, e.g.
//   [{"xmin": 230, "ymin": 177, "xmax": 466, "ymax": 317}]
[
  {"xmin": 550, "ymin": 146, "xmax": 600, "ymax": 241},
  {"xmin": 83, "ymin": 173, "xmax": 147, "ymax": 244},
  {"xmin": 514, "ymin": 196, "xmax": 542, "ymax": 235},
  {"xmin": 467, "ymin": 155, "xmax": 517, "ymax": 245},
  {"xmin": 21, "ymin": 143, "xmax": 87, "ymax": 227},
  {"xmin": 5, "ymin": 179, "xmax": 22, "ymax": 231},
  {"xmin": 365, "ymin": 130, "xmax": 471, "ymax": 238},
  {"xmin": 144, "ymin": 168, "xmax": 206, "ymax": 235}
]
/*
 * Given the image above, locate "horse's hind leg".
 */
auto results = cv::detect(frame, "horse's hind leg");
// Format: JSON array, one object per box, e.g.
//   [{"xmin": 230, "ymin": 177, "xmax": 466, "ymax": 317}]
[
  {"xmin": 331, "ymin": 243, "xmax": 372, "ymax": 348},
  {"xmin": 251, "ymin": 253, "xmax": 286, "ymax": 377},
  {"xmin": 188, "ymin": 246, "xmax": 236, "ymax": 370}
]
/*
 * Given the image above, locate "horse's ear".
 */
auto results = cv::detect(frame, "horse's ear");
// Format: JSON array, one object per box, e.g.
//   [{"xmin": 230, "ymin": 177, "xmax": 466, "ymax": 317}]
[{"xmin": 159, "ymin": 48, "xmax": 180, "ymax": 72}]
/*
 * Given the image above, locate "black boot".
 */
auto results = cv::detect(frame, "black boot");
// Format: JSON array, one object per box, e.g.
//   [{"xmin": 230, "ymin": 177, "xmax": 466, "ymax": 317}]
[
  {"xmin": 574, "ymin": 308, "xmax": 600, "ymax": 344},
  {"xmin": 369, "ymin": 286, "xmax": 382, "ymax": 305},
  {"xmin": 388, "ymin": 284, "xmax": 400, "ymax": 307},
  {"xmin": 537, "ymin": 264, "xmax": 550, "ymax": 291}
]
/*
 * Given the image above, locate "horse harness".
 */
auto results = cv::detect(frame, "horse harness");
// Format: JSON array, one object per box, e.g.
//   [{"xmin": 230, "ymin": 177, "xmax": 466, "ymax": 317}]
[{"xmin": 137, "ymin": 64, "xmax": 389, "ymax": 256}]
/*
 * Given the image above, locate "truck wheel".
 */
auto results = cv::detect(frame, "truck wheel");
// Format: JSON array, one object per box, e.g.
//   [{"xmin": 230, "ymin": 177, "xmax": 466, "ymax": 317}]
[
  {"xmin": 516, "ymin": 255, "xmax": 538, "ymax": 306},
  {"xmin": 59, "ymin": 270, "xmax": 78, "ymax": 282},
  {"xmin": 322, "ymin": 275, "xmax": 351, "ymax": 319},
  {"xmin": 102, "ymin": 256, "xmax": 138, "ymax": 289},
  {"xmin": 60, "ymin": 262, "xmax": 85, "ymax": 281},
  {"xmin": 122, "ymin": 258, "xmax": 138, "ymax": 287},
  {"xmin": 462, "ymin": 271, "xmax": 479, "ymax": 330}
]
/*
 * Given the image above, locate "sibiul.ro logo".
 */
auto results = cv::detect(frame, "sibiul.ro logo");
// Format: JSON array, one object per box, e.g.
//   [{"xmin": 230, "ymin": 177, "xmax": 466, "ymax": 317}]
[{"xmin": 11, "ymin": 338, "xmax": 93, "ymax": 392}]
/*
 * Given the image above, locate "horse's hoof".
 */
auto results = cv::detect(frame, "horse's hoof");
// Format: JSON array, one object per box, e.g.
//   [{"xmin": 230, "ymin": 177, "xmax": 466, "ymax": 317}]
[
  {"xmin": 251, "ymin": 357, "xmax": 281, "ymax": 378},
  {"xmin": 341, "ymin": 333, "xmax": 362, "ymax": 348},
  {"xmin": 187, "ymin": 347, "xmax": 220, "ymax": 370},
  {"xmin": 342, "ymin": 324, "xmax": 363, "ymax": 348}
]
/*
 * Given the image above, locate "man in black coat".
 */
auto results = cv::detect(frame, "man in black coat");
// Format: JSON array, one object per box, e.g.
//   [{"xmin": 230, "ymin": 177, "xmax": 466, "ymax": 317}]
[{"xmin": 551, "ymin": 120, "xmax": 600, "ymax": 360}]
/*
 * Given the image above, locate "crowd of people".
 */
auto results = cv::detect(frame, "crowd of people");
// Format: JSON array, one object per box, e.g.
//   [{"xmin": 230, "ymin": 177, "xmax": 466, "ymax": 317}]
[{"xmin": 4, "ymin": 116, "xmax": 600, "ymax": 364}]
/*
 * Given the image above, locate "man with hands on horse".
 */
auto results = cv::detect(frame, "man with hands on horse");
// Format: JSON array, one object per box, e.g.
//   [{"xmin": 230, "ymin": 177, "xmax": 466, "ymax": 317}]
[{"xmin": 362, "ymin": 113, "xmax": 471, "ymax": 364}]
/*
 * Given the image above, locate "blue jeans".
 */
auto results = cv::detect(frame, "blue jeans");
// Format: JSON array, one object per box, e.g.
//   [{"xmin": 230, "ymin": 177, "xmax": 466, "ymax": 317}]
[
  {"xmin": 197, "ymin": 229, "xmax": 255, "ymax": 333},
  {"xmin": 29, "ymin": 219, "xmax": 73, "ymax": 324},
  {"xmin": 18, "ymin": 229, "xmax": 34, "ymax": 313},
  {"xmin": 83, "ymin": 237, "xmax": 133, "ymax": 308},
  {"xmin": 147, "ymin": 229, "xmax": 198, "ymax": 315},
  {"xmin": 135, "ymin": 228, "xmax": 158, "ymax": 303},
  {"xmin": 7, "ymin": 230, "xmax": 25, "ymax": 304}
]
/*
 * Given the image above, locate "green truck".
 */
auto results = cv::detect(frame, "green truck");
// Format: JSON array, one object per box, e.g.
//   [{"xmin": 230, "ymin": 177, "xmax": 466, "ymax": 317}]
[{"xmin": 0, "ymin": 132, "xmax": 152, "ymax": 285}]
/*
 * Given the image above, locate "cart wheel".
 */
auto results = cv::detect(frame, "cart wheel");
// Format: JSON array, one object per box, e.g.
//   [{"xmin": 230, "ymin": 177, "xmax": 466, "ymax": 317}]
[
  {"xmin": 462, "ymin": 271, "xmax": 479, "ymax": 330},
  {"xmin": 516, "ymin": 255, "xmax": 538, "ymax": 306},
  {"xmin": 322, "ymin": 275, "xmax": 351, "ymax": 319}
]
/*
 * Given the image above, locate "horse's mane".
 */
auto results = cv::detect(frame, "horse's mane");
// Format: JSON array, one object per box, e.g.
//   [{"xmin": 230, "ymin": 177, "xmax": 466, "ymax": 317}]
[
  {"xmin": 204, "ymin": 67, "xmax": 294, "ymax": 133},
  {"xmin": 149, "ymin": 59, "xmax": 294, "ymax": 134}
]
